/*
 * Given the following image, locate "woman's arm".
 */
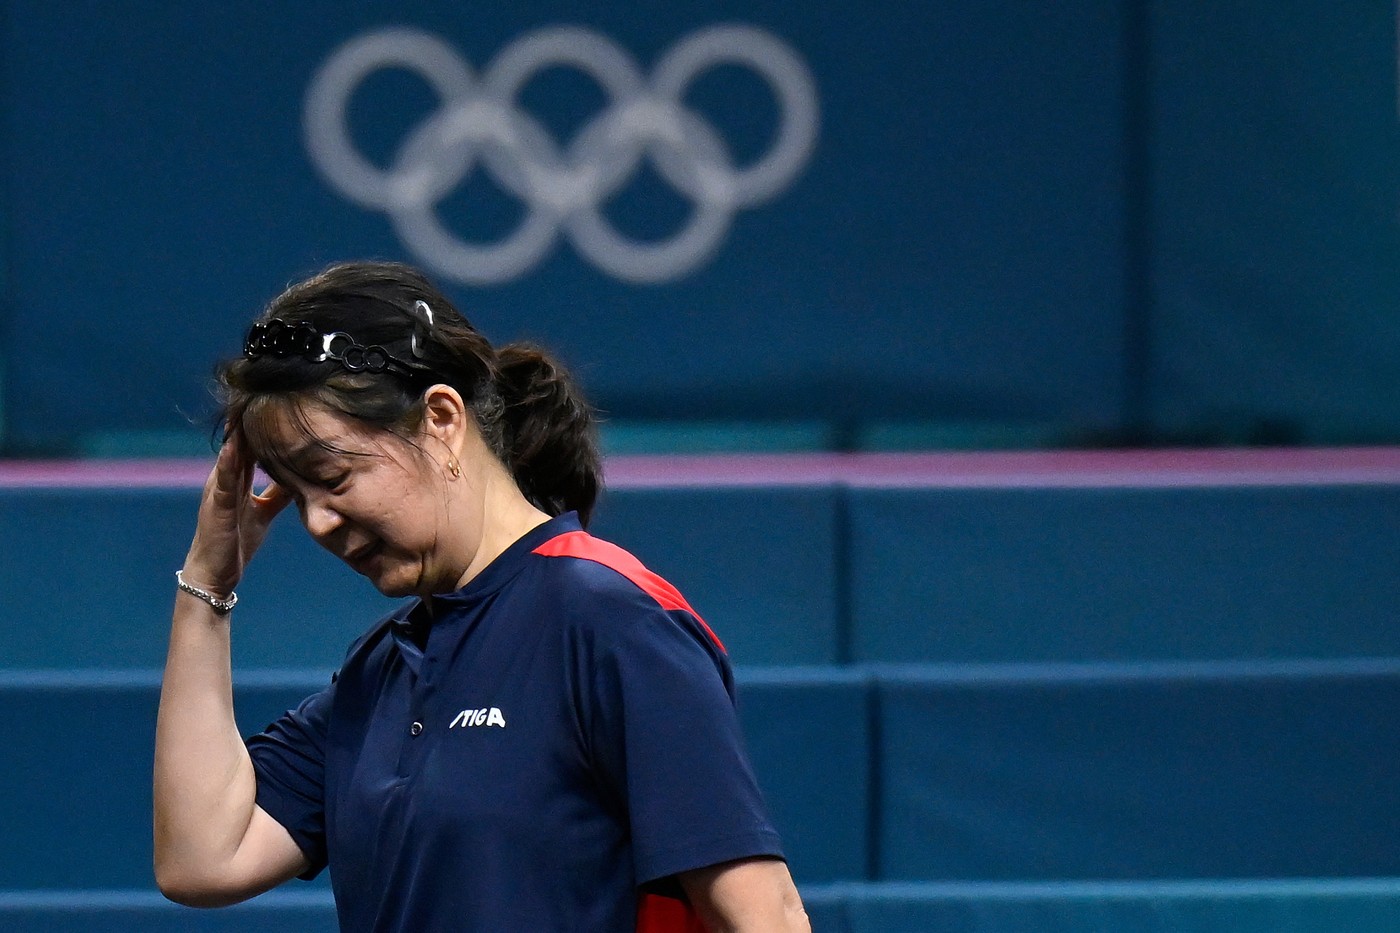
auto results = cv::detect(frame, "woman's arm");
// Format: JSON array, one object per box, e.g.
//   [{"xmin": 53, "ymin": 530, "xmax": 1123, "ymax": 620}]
[
  {"xmin": 679, "ymin": 857, "xmax": 811, "ymax": 933},
  {"xmin": 153, "ymin": 435, "xmax": 306, "ymax": 905}
]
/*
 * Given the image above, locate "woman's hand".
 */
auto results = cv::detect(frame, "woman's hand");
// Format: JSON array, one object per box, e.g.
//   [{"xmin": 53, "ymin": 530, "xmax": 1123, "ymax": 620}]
[{"xmin": 181, "ymin": 431, "xmax": 291, "ymax": 596}]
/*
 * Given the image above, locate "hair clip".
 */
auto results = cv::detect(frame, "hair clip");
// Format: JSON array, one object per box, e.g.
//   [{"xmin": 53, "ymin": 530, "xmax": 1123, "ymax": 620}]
[
  {"xmin": 244, "ymin": 319, "xmax": 424, "ymax": 378},
  {"xmin": 409, "ymin": 300, "xmax": 435, "ymax": 360}
]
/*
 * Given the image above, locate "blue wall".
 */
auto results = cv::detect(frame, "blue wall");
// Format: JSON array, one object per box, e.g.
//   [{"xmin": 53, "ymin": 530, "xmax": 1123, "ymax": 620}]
[
  {"xmin": 0, "ymin": 1, "xmax": 1394, "ymax": 453},
  {"xmin": 2, "ymin": 465, "xmax": 1398, "ymax": 930}
]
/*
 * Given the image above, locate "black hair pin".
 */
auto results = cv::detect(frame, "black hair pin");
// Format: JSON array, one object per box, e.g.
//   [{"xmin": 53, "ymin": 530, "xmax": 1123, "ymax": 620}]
[{"xmin": 244, "ymin": 319, "xmax": 425, "ymax": 379}]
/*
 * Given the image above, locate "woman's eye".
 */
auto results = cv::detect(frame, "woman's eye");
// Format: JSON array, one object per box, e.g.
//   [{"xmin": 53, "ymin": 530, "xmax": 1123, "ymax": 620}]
[{"xmin": 323, "ymin": 473, "xmax": 350, "ymax": 491}]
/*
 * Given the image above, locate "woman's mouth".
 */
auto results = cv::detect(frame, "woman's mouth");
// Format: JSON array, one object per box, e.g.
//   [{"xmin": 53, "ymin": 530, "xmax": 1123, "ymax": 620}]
[{"xmin": 347, "ymin": 541, "xmax": 382, "ymax": 571}]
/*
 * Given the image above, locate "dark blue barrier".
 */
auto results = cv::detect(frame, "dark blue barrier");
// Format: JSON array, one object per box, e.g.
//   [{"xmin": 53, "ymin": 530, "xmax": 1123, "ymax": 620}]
[
  {"xmin": 9, "ymin": 475, "xmax": 1400, "ymax": 668},
  {"xmin": 0, "ymin": 674, "xmax": 328, "ymax": 891},
  {"xmin": 875, "ymin": 659, "xmax": 1400, "ymax": 881},
  {"xmin": 0, "ymin": 669, "xmax": 862, "ymax": 889},
  {"xmin": 7, "ymin": 662, "xmax": 1400, "ymax": 901},
  {"xmin": 0, "ymin": 489, "xmax": 383, "ymax": 670},
  {"xmin": 0, "ymin": 483, "xmax": 841, "ymax": 668},
  {"xmin": 736, "ymin": 667, "xmax": 871, "ymax": 883},
  {"xmin": 0, "ymin": 892, "xmax": 338, "ymax": 933},
  {"xmin": 847, "ymin": 484, "xmax": 1400, "ymax": 663},
  {"xmin": 591, "ymin": 486, "xmax": 843, "ymax": 664},
  {"xmin": 0, "ymin": 479, "xmax": 840, "ymax": 669},
  {"xmin": 814, "ymin": 879, "xmax": 1400, "ymax": 933},
  {"xmin": 8, "ymin": 880, "xmax": 1400, "ymax": 933}
]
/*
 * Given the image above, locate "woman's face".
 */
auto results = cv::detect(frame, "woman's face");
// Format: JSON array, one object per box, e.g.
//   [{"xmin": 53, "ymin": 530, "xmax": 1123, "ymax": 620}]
[{"xmin": 252, "ymin": 402, "xmax": 469, "ymax": 599}]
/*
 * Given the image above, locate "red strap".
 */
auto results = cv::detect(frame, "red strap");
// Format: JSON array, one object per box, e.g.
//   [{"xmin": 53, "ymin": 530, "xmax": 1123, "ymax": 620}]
[{"xmin": 534, "ymin": 531, "xmax": 726, "ymax": 652}]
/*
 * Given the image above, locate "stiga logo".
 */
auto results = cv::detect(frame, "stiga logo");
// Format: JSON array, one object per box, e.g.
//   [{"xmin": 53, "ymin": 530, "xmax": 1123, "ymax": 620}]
[{"xmin": 450, "ymin": 707, "xmax": 507, "ymax": 729}]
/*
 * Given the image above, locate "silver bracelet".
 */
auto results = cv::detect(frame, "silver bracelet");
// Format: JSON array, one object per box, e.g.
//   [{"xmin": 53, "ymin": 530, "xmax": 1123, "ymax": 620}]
[{"xmin": 175, "ymin": 570, "xmax": 239, "ymax": 615}]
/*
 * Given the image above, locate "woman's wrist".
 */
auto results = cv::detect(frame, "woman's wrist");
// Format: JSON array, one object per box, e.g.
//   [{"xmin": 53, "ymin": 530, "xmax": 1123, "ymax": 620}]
[
  {"xmin": 175, "ymin": 569, "xmax": 239, "ymax": 614},
  {"xmin": 180, "ymin": 546, "xmax": 240, "ymax": 596}
]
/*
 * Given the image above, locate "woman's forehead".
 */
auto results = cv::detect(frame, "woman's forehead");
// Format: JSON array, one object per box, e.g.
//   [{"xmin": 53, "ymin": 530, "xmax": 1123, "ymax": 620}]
[
  {"xmin": 243, "ymin": 397, "xmax": 322, "ymax": 442},
  {"xmin": 258, "ymin": 397, "xmax": 338, "ymax": 436},
  {"xmin": 241, "ymin": 397, "xmax": 366, "ymax": 468}
]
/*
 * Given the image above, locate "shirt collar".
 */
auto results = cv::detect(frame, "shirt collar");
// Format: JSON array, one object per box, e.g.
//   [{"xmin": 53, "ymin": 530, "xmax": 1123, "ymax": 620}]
[
  {"xmin": 389, "ymin": 511, "xmax": 583, "ymax": 667},
  {"xmin": 432, "ymin": 510, "xmax": 583, "ymax": 608}
]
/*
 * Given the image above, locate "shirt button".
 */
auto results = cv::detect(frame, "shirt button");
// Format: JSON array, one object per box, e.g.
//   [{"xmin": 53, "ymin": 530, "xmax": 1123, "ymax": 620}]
[{"xmin": 409, "ymin": 721, "xmax": 423, "ymax": 736}]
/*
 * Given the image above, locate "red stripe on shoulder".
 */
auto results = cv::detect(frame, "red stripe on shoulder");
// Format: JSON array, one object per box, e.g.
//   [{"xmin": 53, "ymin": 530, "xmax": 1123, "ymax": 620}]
[
  {"xmin": 534, "ymin": 531, "xmax": 726, "ymax": 652},
  {"xmin": 637, "ymin": 892, "xmax": 709, "ymax": 933}
]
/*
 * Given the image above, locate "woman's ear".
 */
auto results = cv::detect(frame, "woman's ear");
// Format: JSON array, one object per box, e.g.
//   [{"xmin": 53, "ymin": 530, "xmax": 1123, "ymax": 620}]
[{"xmin": 420, "ymin": 384, "xmax": 471, "ymax": 457}]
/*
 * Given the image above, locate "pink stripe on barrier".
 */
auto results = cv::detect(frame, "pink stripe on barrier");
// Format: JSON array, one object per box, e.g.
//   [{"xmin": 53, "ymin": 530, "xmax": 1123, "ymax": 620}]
[
  {"xmin": 603, "ymin": 447, "xmax": 1400, "ymax": 488},
  {"xmin": 0, "ymin": 458, "xmax": 214, "ymax": 488},
  {"xmin": 1, "ymin": 448, "xmax": 1398, "ymax": 490}
]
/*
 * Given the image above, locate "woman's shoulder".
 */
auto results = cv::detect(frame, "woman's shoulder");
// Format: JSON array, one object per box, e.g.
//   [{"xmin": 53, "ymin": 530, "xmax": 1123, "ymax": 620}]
[
  {"xmin": 529, "ymin": 529, "xmax": 688, "ymax": 610},
  {"xmin": 526, "ymin": 529, "xmax": 724, "ymax": 653}
]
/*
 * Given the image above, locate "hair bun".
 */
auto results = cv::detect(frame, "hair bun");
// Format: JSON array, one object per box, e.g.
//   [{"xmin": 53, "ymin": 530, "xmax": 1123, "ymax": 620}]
[{"xmin": 496, "ymin": 343, "xmax": 600, "ymax": 526}]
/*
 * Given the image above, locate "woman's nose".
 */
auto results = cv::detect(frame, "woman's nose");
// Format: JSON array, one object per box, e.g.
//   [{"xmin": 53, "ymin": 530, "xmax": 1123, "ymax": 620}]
[{"xmin": 301, "ymin": 495, "xmax": 343, "ymax": 540}]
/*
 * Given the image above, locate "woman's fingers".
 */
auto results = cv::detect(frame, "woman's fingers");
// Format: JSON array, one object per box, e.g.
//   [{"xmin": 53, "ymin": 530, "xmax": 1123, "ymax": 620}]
[
  {"xmin": 186, "ymin": 430, "xmax": 288, "ymax": 593},
  {"xmin": 230, "ymin": 457, "xmax": 292, "ymax": 564},
  {"xmin": 250, "ymin": 481, "xmax": 292, "ymax": 522},
  {"xmin": 251, "ymin": 476, "xmax": 281, "ymax": 504}
]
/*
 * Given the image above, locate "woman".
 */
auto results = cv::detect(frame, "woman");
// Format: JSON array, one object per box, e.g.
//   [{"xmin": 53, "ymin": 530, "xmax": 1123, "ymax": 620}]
[{"xmin": 153, "ymin": 261, "xmax": 809, "ymax": 932}]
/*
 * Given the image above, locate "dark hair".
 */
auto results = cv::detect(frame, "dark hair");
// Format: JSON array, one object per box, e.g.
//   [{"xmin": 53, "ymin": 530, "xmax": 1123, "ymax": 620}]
[{"xmin": 218, "ymin": 261, "xmax": 601, "ymax": 525}]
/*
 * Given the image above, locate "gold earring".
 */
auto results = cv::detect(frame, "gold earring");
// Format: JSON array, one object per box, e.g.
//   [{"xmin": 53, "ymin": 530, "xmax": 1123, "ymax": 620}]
[{"xmin": 447, "ymin": 457, "xmax": 461, "ymax": 479}]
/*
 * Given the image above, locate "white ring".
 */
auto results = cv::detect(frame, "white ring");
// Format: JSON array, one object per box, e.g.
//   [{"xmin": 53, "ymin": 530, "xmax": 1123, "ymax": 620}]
[
  {"xmin": 304, "ymin": 28, "xmax": 476, "ymax": 210},
  {"xmin": 303, "ymin": 24, "xmax": 819, "ymax": 283},
  {"xmin": 650, "ymin": 24, "xmax": 820, "ymax": 206}
]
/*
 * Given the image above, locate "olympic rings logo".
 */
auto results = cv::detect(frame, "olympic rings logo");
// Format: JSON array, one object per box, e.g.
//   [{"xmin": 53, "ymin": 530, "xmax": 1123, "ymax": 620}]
[{"xmin": 304, "ymin": 25, "xmax": 819, "ymax": 285}]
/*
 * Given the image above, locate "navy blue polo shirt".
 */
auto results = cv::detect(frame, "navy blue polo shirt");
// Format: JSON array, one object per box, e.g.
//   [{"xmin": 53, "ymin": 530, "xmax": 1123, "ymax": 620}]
[{"xmin": 246, "ymin": 512, "xmax": 783, "ymax": 933}]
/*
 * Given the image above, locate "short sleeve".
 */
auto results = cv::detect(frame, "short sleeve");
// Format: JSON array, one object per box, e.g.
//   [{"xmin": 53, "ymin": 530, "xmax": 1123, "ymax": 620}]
[
  {"xmin": 246, "ymin": 677, "xmax": 335, "ymax": 878},
  {"xmin": 589, "ymin": 607, "xmax": 784, "ymax": 887}
]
